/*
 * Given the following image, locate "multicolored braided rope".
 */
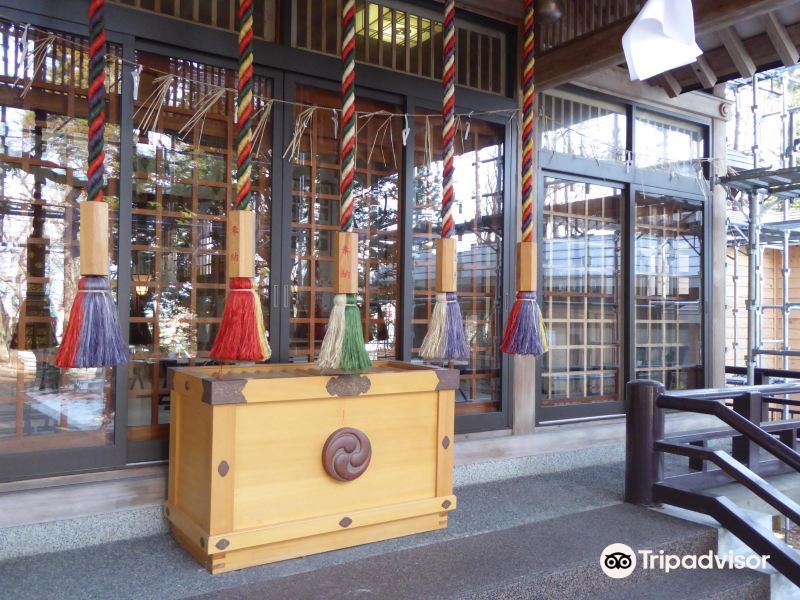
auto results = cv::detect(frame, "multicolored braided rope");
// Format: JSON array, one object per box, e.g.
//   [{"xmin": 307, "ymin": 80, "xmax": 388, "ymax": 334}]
[
  {"xmin": 236, "ymin": 0, "xmax": 254, "ymax": 210},
  {"xmin": 340, "ymin": 0, "xmax": 357, "ymax": 233},
  {"xmin": 499, "ymin": 0, "xmax": 548, "ymax": 357},
  {"xmin": 54, "ymin": 0, "xmax": 128, "ymax": 368},
  {"xmin": 441, "ymin": 0, "xmax": 456, "ymax": 239},
  {"xmin": 418, "ymin": 0, "xmax": 468, "ymax": 362},
  {"xmin": 208, "ymin": 0, "xmax": 270, "ymax": 363},
  {"xmin": 87, "ymin": 0, "xmax": 106, "ymax": 204},
  {"xmin": 521, "ymin": 0, "xmax": 534, "ymax": 242}
]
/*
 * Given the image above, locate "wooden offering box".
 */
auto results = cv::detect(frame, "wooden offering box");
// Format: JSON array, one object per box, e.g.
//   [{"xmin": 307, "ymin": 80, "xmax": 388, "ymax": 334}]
[{"xmin": 165, "ymin": 361, "xmax": 458, "ymax": 574}]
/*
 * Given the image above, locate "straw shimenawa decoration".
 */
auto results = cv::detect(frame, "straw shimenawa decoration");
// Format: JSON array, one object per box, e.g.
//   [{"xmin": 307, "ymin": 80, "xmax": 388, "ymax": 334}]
[
  {"xmin": 209, "ymin": 0, "xmax": 270, "ymax": 362},
  {"xmin": 317, "ymin": 0, "xmax": 371, "ymax": 372},
  {"xmin": 56, "ymin": 0, "xmax": 128, "ymax": 368},
  {"xmin": 501, "ymin": 0, "xmax": 548, "ymax": 356},
  {"xmin": 419, "ymin": 0, "xmax": 469, "ymax": 361}
]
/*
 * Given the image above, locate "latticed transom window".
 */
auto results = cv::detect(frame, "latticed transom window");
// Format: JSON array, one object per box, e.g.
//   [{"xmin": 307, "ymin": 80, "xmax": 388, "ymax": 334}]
[
  {"xmin": 292, "ymin": 0, "xmax": 507, "ymax": 95},
  {"xmin": 111, "ymin": 0, "xmax": 277, "ymax": 42},
  {"xmin": 540, "ymin": 90, "xmax": 627, "ymax": 164}
]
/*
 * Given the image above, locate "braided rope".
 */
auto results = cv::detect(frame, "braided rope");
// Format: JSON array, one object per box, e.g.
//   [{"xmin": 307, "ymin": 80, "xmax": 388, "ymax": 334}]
[
  {"xmin": 521, "ymin": 0, "xmax": 535, "ymax": 242},
  {"xmin": 236, "ymin": 0, "xmax": 254, "ymax": 210},
  {"xmin": 340, "ymin": 0, "xmax": 356, "ymax": 232},
  {"xmin": 441, "ymin": 0, "xmax": 455, "ymax": 239},
  {"xmin": 87, "ymin": 0, "xmax": 106, "ymax": 204}
]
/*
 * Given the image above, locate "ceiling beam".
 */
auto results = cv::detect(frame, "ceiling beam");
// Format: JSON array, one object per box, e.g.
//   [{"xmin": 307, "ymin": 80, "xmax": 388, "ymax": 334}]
[
  {"xmin": 691, "ymin": 55, "xmax": 718, "ymax": 89},
  {"xmin": 659, "ymin": 72, "xmax": 684, "ymax": 98},
  {"xmin": 719, "ymin": 27, "xmax": 757, "ymax": 77},
  {"xmin": 537, "ymin": 0, "xmax": 799, "ymax": 90},
  {"xmin": 670, "ymin": 20, "xmax": 800, "ymax": 91},
  {"xmin": 764, "ymin": 11, "xmax": 800, "ymax": 66}
]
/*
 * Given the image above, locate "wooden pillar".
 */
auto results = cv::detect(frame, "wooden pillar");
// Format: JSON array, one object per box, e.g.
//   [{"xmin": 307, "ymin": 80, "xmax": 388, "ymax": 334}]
[
  {"xmin": 511, "ymin": 92, "xmax": 539, "ymax": 435},
  {"xmin": 710, "ymin": 84, "xmax": 730, "ymax": 387}
]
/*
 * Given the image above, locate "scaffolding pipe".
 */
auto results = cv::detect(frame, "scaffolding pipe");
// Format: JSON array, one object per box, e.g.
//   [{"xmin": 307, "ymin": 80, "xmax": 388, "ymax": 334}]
[
  {"xmin": 782, "ymin": 77, "xmax": 791, "ymax": 420},
  {"xmin": 748, "ymin": 76, "xmax": 761, "ymax": 385},
  {"xmin": 748, "ymin": 190, "xmax": 761, "ymax": 384},
  {"xmin": 724, "ymin": 70, "xmax": 800, "ymax": 435},
  {"xmin": 782, "ymin": 75, "xmax": 789, "ymax": 169},
  {"xmin": 755, "ymin": 349, "xmax": 800, "ymax": 357},
  {"xmin": 762, "ymin": 303, "xmax": 800, "ymax": 310},
  {"xmin": 733, "ymin": 243, "xmax": 740, "ymax": 365},
  {"xmin": 783, "ymin": 198, "xmax": 791, "ymax": 419}
]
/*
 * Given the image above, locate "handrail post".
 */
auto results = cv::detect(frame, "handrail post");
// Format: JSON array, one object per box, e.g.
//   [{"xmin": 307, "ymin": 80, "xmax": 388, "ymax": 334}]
[
  {"xmin": 625, "ymin": 379, "xmax": 666, "ymax": 505},
  {"xmin": 732, "ymin": 391, "xmax": 765, "ymax": 474}
]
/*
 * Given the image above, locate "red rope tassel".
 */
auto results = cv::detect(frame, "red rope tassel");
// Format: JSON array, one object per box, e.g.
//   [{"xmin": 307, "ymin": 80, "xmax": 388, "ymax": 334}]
[
  {"xmin": 55, "ymin": 281, "xmax": 84, "ymax": 368},
  {"xmin": 209, "ymin": 278, "xmax": 267, "ymax": 361},
  {"xmin": 208, "ymin": 0, "xmax": 270, "ymax": 363}
]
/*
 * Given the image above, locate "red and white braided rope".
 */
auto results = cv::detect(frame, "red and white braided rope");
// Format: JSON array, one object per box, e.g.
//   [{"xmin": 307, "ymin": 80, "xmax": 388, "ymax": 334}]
[{"xmin": 340, "ymin": 0, "xmax": 356, "ymax": 232}]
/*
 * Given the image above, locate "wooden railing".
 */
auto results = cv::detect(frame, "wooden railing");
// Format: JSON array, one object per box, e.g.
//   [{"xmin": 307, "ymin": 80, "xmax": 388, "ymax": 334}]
[
  {"xmin": 538, "ymin": 0, "xmax": 642, "ymax": 52},
  {"xmin": 625, "ymin": 379, "xmax": 800, "ymax": 586},
  {"xmin": 726, "ymin": 366, "xmax": 800, "ymax": 420}
]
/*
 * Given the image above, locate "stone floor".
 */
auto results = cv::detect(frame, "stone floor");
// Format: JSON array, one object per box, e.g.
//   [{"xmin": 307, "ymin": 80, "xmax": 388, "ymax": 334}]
[
  {"xmin": 0, "ymin": 463, "xmax": 626, "ymax": 600},
  {"xmin": 0, "ymin": 412, "xmax": 721, "ymax": 561}
]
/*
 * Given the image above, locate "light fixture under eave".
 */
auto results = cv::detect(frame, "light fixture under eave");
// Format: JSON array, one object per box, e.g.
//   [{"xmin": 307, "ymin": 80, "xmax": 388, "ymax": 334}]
[
  {"xmin": 535, "ymin": 0, "xmax": 562, "ymax": 24},
  {"xmin": 622, "ymin": 0, "xmax": 702, "ymax": 81}
]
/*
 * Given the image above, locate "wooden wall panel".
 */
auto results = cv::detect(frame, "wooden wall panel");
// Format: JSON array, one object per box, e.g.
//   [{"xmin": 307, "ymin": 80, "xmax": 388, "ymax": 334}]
[{"xmin": 726, "ymin": 247, "xmax": 800, "ymax": 371}]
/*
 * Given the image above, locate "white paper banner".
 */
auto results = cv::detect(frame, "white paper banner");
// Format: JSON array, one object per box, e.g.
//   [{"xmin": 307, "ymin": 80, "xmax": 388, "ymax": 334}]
[{"xmin": 622, "ymin": 0, "xmax": 702, "ymax": 81}]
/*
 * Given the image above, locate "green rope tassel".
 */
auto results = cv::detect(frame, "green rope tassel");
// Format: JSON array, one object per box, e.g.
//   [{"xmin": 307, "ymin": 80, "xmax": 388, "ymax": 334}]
[{"xmin": 340, "ymin": 294, "xmax": 371, "ymax": 372}]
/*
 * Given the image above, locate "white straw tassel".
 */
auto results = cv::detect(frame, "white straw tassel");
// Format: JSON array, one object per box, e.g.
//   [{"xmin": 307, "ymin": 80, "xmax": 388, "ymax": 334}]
[
  {"xmin": 317, "ymin": 293, "xmax": 347, "ymax": 369},
  {"xmin": 420, "ymin": 292, "xmax": 448, "ymax": 360}
]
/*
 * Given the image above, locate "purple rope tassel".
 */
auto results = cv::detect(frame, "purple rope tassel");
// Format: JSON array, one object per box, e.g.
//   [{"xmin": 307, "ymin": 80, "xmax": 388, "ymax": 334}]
[
  {"xmin": 500, "ymin": 291, "xmax": 548, "ymax": 356},
  {"xmin": 443, "ymin": 292, "xmax": 469, "ymax": 360},
  {"xmin": 75, "ymin": 276, "xmax": 128, "ymax": 367}
]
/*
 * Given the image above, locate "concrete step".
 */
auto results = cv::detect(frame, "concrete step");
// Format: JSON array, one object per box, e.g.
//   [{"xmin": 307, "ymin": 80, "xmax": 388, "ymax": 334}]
[
  {"xmin": 0, "ymin": 463, "xmax": 624, "ymax": 589},
  {"xmin": 0, "ymin": 465, "xmax": 771, "ymax": 599},
  {"xmin": 0, "ymin": 412, "xmax": 717, "ymax": 560},
  {"xmin": 182, "ymin": 504, "xmax": 764, "ymax": 600},
  {"xmin": 591, "ymin": 567, "xmax": 770, "ymax": 600},
  {"xmin": 0, "ymin": 454, "xmax": 625, "ymax": 561},
  {"xmin": 657, "ymin": 488, "xmax": 800, "ymax": 598}
]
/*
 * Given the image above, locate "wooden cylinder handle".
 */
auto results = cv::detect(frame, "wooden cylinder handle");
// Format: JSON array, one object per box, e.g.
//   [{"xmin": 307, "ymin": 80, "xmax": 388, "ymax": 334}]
[{"xmin": 79, "ymin": 201, "xmax": 109, "ymax": 276}]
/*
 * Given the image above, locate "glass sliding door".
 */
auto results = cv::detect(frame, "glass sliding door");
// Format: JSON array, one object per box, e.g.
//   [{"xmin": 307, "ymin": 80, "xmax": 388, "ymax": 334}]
[
  {"xmin": 411, "ymin": 114, "xmax": 506, "ymax": 421},
  {"xmin": 285, "ymin": 84, "xmax": 402, "ymax": 364},
  {"xmin": 539, "ymin": 176, "xmax": 624, "ymax": 422},
  {"xmin": 0, "ymin": 25, "xmax": 124, "ymax": 477},
  {"xmin": 128, "ymin": 52, "xmax": 273, "ymax": 453},
  {"xmin": 634, "ymin": 192, "xmax": 704, "ymax": 389},
  {"xmin": 283, "ymin": 90, "xmax": 507, "ymax": 430}
]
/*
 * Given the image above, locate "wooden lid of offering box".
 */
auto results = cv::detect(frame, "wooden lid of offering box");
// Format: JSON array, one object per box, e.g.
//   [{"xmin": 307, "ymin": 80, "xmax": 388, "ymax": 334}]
[{"xmin": 169, "ymin": 360, "xmax": 460, "ymax": 406}]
